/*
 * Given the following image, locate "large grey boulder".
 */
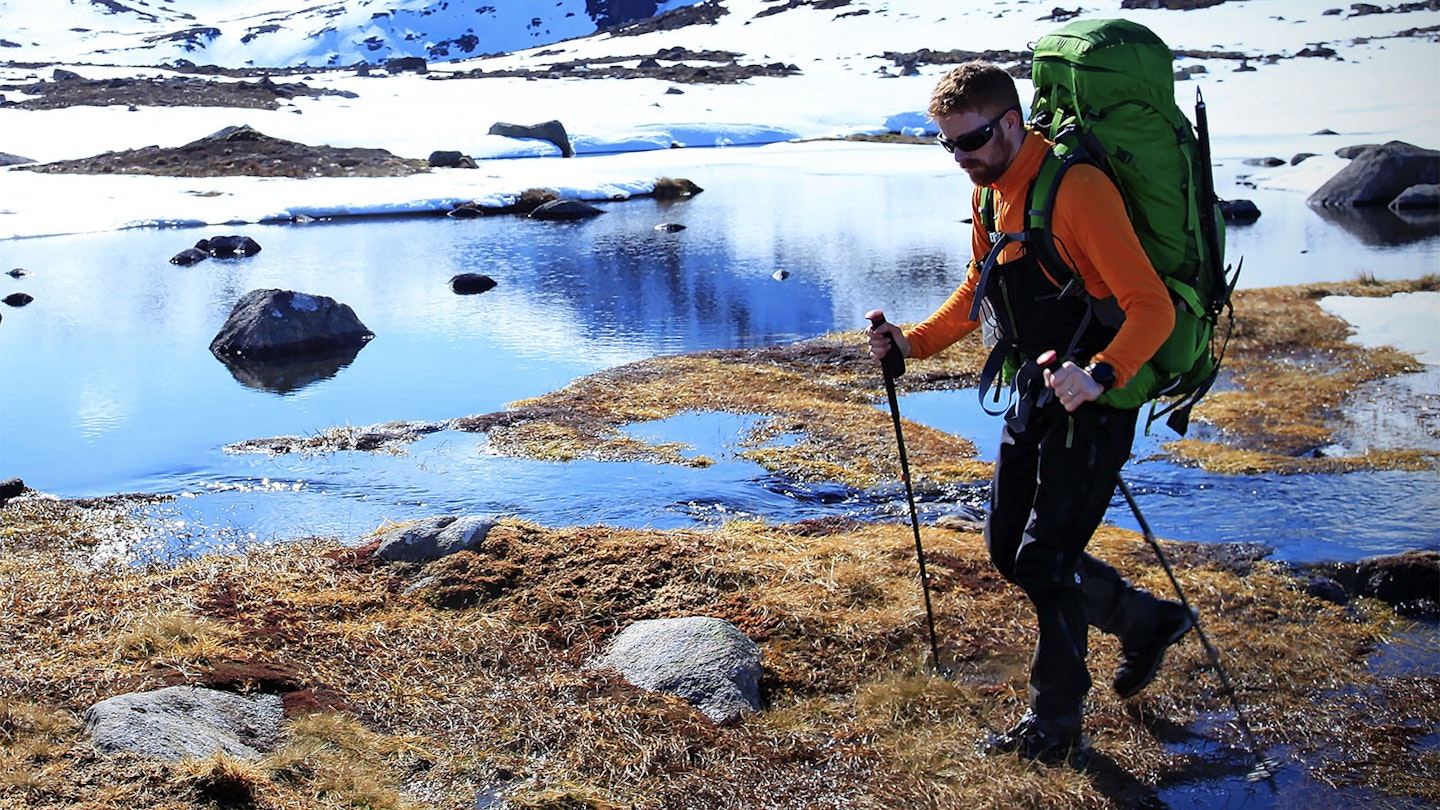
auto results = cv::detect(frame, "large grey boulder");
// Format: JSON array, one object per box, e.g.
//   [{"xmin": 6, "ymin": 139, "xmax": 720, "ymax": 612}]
[
  {"xmin": 374, "ymin": 515, "xmax": 497, "ymax": 563},
  {"xmin": 592, "ymin": 616, "xmax": 762, "ymax": 724},
  {"xmin": 84, "ymin": 686, "xmax": 283, "ymax": 762},
  {"xmin": 488, "ymin": 120, "xmax": 574, "ymax": 157},
  {"xmin": 1308, "ymin": 141, "xmax": 1440, "ymax": 208},
  {"xmin": 210, "ymin": 288, "xmax": 373, "ymax": 361}
]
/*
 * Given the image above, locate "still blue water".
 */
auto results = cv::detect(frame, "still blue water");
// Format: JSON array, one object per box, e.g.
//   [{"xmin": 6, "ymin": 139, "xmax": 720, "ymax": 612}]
[{"xmin": 0, "ymin": 149, "xmax": 1437, "ymax": 564}]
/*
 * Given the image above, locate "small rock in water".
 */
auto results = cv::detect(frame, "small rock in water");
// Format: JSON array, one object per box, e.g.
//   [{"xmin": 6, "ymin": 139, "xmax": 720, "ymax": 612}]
[
  {"xmin": 655, "ymin": 223, "xmax": 686, "ymax": 232},
  {"xmin": 2, "ymin": 292, "xmax": 33, "ymax": 307},
  {"xmin": 6, "ymin": 268, "xmax": 26, "ymax": 278},
  {"xmin": 772, "ymin": 269, "xmax": 790, "ymax": 281}
]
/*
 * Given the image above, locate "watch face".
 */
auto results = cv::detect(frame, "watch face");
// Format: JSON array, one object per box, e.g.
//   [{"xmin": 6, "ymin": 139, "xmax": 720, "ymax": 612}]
[{"xmin": 1090, "ymin": 362, "xmax": 1116, "ymax": 389}]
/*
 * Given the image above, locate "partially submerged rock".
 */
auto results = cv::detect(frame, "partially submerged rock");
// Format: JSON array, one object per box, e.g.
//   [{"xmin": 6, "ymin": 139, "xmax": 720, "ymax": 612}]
[
  {"xmin": 530, "ymin": 199, "xmax": 605, "ymax": 220},
  {"xmin": 210, "ymin": 288, "xmax": 373, "ymax": 362},
  {"xmin": 1308, "ymin": 141, "xmax": 1440, "ymax": 208}
]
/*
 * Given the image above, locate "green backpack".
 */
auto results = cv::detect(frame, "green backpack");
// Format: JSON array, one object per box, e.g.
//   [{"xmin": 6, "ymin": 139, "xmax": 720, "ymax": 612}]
[{"xmin": 980, "ymin": 18, "xmax": 1238, "ymax": 435}]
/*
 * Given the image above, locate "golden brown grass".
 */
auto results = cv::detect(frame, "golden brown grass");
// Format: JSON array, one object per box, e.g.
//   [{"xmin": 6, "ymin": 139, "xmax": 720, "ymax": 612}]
[
  {"xmin": 1167, "ymin": 275, "xmax": 1440, "ymax": 472},
  {"xmin": 0, "ymin": 497, "xmax": 1434, "ymax": 809}
]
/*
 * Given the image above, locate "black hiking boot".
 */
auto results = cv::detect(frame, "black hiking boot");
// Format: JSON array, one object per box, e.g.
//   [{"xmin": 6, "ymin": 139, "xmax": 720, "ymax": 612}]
[
  {"xmin": 978, "ymin": 711, "xmax": 1082, "ymax": 762},
  {"xmin": 1114, "ymin": 601, "xmax": 1196, "ymax": 699}
]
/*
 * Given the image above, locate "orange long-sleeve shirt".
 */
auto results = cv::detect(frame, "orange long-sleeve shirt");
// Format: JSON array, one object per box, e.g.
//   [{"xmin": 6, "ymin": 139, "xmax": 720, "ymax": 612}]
[{"xmin": 905, "ymin": 129, "xmax": 1174, "ymax": 387}]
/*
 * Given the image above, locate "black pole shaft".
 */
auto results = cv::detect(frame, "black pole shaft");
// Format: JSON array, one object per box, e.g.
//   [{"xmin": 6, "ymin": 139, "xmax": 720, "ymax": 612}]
[
  {"xmin": 881, "ymin": 367, "xmax": 943, "ymax": 672},
  {"xmin": 868, "ymin": 313, "xmax": 942, "ymax": 672},
  {"xmin": 1116, "ymin": 475, "xmax": 1277, "ymax": 786}
]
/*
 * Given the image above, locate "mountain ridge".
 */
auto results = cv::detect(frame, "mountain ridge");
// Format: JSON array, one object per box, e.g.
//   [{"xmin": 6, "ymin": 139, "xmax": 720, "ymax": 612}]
[{"xmin": 0, "ymin": 0, "xmax": 709, "ymax": 69}]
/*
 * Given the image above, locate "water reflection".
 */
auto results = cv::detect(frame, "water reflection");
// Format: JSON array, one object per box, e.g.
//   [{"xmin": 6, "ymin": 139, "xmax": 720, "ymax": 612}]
[
  {"xmin": 1309, "ymin": 204, "xmax": 1440, "ymax": 246},
  {"xmin": 214, "ymin": 346, "xmax": 366, "ymax": 394}
]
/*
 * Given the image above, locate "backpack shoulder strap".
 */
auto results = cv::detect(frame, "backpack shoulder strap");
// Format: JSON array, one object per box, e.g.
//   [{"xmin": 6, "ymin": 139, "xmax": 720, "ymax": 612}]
[{"xmin": 1027, "ymin": 140, "xmax": 1085, "ymax": 288}]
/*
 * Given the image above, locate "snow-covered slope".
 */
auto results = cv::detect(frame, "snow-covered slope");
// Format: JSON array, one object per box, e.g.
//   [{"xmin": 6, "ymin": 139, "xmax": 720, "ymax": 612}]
[{"xmin": 0, "ymin": 0, "xmax": 704, "ymax": 68}]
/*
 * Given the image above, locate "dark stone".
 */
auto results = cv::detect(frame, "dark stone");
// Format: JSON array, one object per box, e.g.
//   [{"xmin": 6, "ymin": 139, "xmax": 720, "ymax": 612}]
[
  {"xmin": 488, "ymin": 120, "xmax": 574, "ymax": 158},
  {"xmin": 1308, "ymin": 140, "xmax": 1440, "ymax": 208},
  {"xmin": 6, "ymin": 268, "xmax": 26, "ymax": 278},
  {"xmin": 652, "ymin": 177, "xmax": 703, "ymax": 199},
  {"xmin": 0, "ymin": 152, "xmax": 34, "ymax": 166},
  {"xmin": 52, "ymin": 68, "xmax": 85, "ymax": 82},
  {"xmin": 1290, "ymin": 152, "xmax": 1319, "ymax": 166},
  {"xmin": 654, "ymin": 223, "xmax": 686, "ymax": 232},
  {"xmin": 1336, "ymin": 143, "xmax": 1381, "ymax": 159},
  {"xmin": 428, "ymin": 150, "xmax": 477, "ymax": 169},
  {"xmin": 450, "ymin": 273, "xmax": 497, "ymax": 295},
  {"xmin": 170, "ymin": 247, "xmax": 209, "ymax": 266},
  {"xmin": 2, "ymin": 292, "xmax": 33, "ymax": 307},
  {"xmin": 1219, "ymin": 199, "xmax": 1261, "ymax": 224},
  {"xmin": 0, "ymin": 477, "xmax": 24, "ymax": 505},
  {"xmin": 210, "ymin": 289, "xmax": 373, "ymax": 362},
  {"xmin": 1242, "ymin": 156, "xmax": 1286, "ymax": 167},
  {"xmin": 1389, "ymin": 183, "xmax": 1440, "ymax": 210},
  {"xmin": 1302, "ymin": 574, "xmax": 1350, "ymax": 606},
  {"xmin": 529, "ymin": 199, "xmax": 605, "ymax": 221},
  {"xmin": 197, "ymin": 235, "xmax": 262, "ymax": 258},
  {"xmin": 1356, "ymin": 550, "xmax": 1440, "ymax": 617},
  {"xmin": 386, "ymin": 56, "xmax": 428, "ymax": 74}
]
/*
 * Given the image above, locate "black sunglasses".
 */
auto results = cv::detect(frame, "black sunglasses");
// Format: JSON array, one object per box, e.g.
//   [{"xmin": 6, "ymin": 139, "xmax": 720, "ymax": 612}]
[{"xmin": 936, "ymin": 107, "xmax": 1019, "ymax": 153}]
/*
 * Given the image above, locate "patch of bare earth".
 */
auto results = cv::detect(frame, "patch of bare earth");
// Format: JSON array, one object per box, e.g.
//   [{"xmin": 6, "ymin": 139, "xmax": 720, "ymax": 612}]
[{"xmin": 19, "ymin": 124, "xmax": 426, "ymax": 179}]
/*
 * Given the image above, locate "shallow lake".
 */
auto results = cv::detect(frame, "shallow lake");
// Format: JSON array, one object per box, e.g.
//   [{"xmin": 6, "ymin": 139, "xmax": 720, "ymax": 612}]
[{"xmin": 0, "ymin": 143, "xmax": 1437, "ymax": 565}]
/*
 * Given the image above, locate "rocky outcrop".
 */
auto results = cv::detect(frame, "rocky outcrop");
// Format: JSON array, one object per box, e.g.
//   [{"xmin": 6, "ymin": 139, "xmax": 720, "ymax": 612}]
[
  {"xmin": 210, "ymin": 289, "xmax": 373, "ymax": 362},
  {"xmin": 488, "ymin": 120, "xmax": 574, "ymax": 158},
  {"xmin": 84, "ymin": 686, "xmax": 283, "ymax": 762},
  {"xmin": 1308, "ymin": 141, "xmax": 1440, "ymax": 208},
  {"xmin": 428, "ymin": 150, "xmax": 477, "ymax": 169},
  {"xmin": 592, "ymin": 616, "xmax": 763, "ymax": 724},
  {"xmin": 0, "ymin": 477, "xmax": 24, "ymax": 506}
]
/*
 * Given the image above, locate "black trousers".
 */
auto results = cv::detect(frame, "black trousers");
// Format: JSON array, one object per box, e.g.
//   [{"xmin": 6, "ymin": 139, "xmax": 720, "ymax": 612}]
[{"xmin": 985, "ymin": 399, "xmax": 1163, "ymax": 722}]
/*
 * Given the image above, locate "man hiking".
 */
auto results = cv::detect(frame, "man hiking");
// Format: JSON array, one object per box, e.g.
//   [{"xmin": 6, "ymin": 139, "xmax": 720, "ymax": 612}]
[{"xmin": 865, "ymin": 61, "xmax": 1195, "ymax": 762}]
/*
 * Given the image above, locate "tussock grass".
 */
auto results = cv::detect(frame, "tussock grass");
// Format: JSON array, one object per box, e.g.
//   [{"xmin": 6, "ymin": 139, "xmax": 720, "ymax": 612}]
[
  {"xmin": 1168, "ymin": 275, "xmax": 1440, "ymax": 472},
  {"xmin": 0, "ymin": 497, "xmax": 1434, "ymax": 808}
]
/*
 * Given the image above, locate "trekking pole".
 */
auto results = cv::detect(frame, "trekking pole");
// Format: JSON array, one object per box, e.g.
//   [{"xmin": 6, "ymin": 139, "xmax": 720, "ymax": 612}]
[
  {"xmin": 867, "ymin": 312, "xmax": 944, "ymax": 675},
  {"xmin": 1115, "ymin": 475, "xmax": 1281, "ymax": 786}
]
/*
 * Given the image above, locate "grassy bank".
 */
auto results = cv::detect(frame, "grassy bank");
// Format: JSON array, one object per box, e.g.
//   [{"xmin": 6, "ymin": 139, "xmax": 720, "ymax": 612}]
[{"xmin": 1, "ymin": 496, "xmax": 1435, "ymax": 809}]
